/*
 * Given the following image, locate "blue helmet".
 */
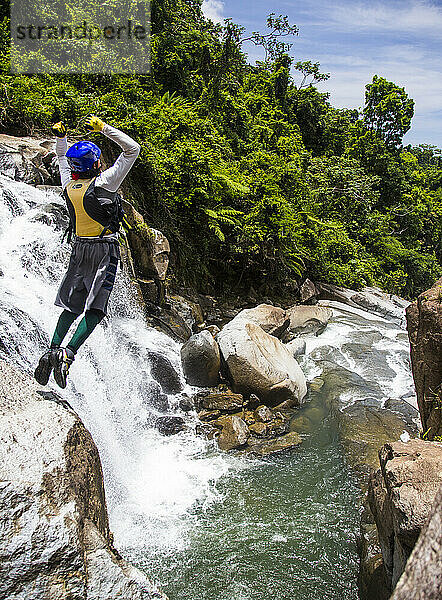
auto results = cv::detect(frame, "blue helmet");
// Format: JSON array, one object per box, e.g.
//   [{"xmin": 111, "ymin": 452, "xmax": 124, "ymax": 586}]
[{"xmin": 66, "ymin": 141, "xmax": 101, "ymax": 173}]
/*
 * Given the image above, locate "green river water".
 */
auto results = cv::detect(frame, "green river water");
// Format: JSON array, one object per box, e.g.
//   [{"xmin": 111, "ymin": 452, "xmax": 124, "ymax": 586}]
[{"xmin": 133, "ymin": 395, "xmax": 361, "ymax": 600}]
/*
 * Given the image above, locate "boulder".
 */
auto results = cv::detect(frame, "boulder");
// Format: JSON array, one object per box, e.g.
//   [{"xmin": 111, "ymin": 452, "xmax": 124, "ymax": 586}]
[
  {"xmin": 390, "ymin": 484, "xmax": 442, "ymax": 600},
  {"xmin": 367, "ymin": 439, "xmax": 442, "ymax": 590},
  {"xmin": 180, "ymin": 330, "xmax": 221, "ymax": 387},
  {"xmin": 285, "ymin": 338, "xmax": 306, "ymax": 358},
  {"xmin": 406, "ymin": 277, "xmax": 442, "ymax": 439},
  {"xmin": 156, "ymin": 416, "xmax": 186, "ymax": 436},
  {"xmin": 299, "ymin": 278, "xmax": 318, "ymax": 303},
  {"xmin": 0, "ymin": 360, "xmax": 165, "ymax": 600},
  {"xmin": 233, "ymin": 304, "xmax": 289, "ymax": 338},
  {"xmin": 193, "ymin": 389, "xmax": 244, "ymax": 412},
  {"xmin": 254, "ymin": 405, "xmax": 273, "ymax": 423},
  {"xmin": 147, "ymin": 351, "xmax": 183, "ymax": 395},
  {"xmin": 316, "ymin": 282, "xmax": 409, "ymax": 326},
  {"xmin": 283, "ymin": 305, "xmax": 333, "ymax": 340},
  {"xmin": 245, "ymin": 431, "xmax": 302, "ymax": 457},
  {"xmin": 217, "ymin": 415, "xmax": 249, "ymax": 451},
  {"xmin": 217, "ymin": 319, "xmax": 307, "ymax": 407}
]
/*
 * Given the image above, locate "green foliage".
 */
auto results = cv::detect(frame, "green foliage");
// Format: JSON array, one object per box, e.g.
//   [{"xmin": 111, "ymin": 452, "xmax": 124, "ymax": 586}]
[
  {"xmin": 0, "ymin": 4, "xmax": 441, "ymax": 298},
  {"xmin": 363, "ymin": 75, "xmax": 414, "ymax": 148}
]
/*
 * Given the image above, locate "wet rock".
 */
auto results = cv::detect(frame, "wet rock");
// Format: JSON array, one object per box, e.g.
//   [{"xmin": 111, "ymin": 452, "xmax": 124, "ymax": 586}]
[
  {"xmin": 147, "ymin": 351, "xmax": 183, "ymax": 395},
  {"xmin": 168, "ymin": 294, "xmax": 204, "ymax": 330},
  {"xmin": 156, "ymin": 415, "xmax": 186, "ymax": 436},
  {"xmin": 383, "ymin": 397, "xmax": 419, "ymax": 428},
  {"xmin": 339, "ymin": 404, "xmax": 418, "ymax": 480},
  {"xmin": 316, "ymin": 282, "xmax": 408, "ymax": 326},
  {"xmin": 289, "ymin": 415, "xmax": 313, "ymax": 434},
  {"xmin": 217, "ymin": 415, "xmax": 249, "ymax": 451},
  {"xmin": 123, "ymin": 202, "xmax": 170, "ymax": 282},
  {"xmin": 178, "ymin": 395, "xmax": 194, "ymax": 412},
  {"xmin": 205, "ymin": 324, "xmax": 220, "ymax": 337},
  {"xmin": 283, "ymin": 305, "xmax": 333, "ymax": 340},
  {"xmin": 198, "ymin": 409, "xmax": 221, "ymax": 421},
  {"xmin": 390, "ymin": 483, "xmax": 442, "ymax": 600},
  {"xmin": 285, "ymin": 338, "xmax": 306, "ymax": 358},
  {"xmin": 0, "ymin": 360, "xmax": 165, "ymax": 600},
  {"xmin": 248, "ymin": 422, "xmax": 267, "ymax": 436},
  {"xmin": 358, "ymin": 498, "xmax": 391, "ymax": 600},
  {"xmin": 406, "ymin": 277, "xmax": 442, "ymax": 439},
  {"xmin": 139, "ymin": 379, "xmax": 169, "ymax": 413},
  {"xmin": 195, "ymin": 422, "xmax": 218, "ymax": 439},
  {"xmin": 194, "ymin": 389, "xmax": 244, "ymax": 412},
  {"xmin": 30, "ymin": 201, "xmax": 69, "ymax": 230},
  {"xmin": 341, "ymin": 343, "xmax": 397, "ymax": 381},
  {"xmin": 217, "ymin": 319, "xmax": 307, "ymax": 407},
  {"xmin": 244, "ymin": 431, "xmax": 302, "ymax": 457},
  {"xmin": 299, "ymin": 278, "xmax": 318, "ymax": 303},
  {"xmin": 367, "ymin": 439, "xmax": 442, "ymax": 590},
  {"xmin": 233, "ymin": 304, "xmax": 290, "ymax": 338},
  {"xmin": 254, "ymin": 405, "xmax": 273, "ymax": 423},
  {"xmin": 0, "ymin": 136, "xmax": 52, "ymax": 185},
  {"xmin": 180, "ymin": 330, "xmax": 220, "ymax": 387},
  {"xmin": 266, "ymin": 413, "xmax": 291, "ymax": 437}
]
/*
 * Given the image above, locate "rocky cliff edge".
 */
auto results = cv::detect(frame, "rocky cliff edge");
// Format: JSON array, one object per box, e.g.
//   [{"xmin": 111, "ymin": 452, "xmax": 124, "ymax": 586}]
[{"xmin": 0, "ymin": 359, "xmax": 166, "ymax": 600}]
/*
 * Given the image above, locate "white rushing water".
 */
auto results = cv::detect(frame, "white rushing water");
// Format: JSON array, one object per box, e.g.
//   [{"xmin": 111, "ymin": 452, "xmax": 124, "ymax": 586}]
[
  {"xmin": 0, "ymin": 174, "xmax": 241, "ymax": 555},
  {"xmin": 0, "ymin": 174, "xmax": 417, "ymax": 597}
]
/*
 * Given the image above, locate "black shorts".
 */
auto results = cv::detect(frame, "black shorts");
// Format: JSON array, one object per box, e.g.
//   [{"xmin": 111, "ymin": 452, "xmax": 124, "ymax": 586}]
[{"xmin": 55, "ymin": 237, "xmax": 120, "ymax": 316}]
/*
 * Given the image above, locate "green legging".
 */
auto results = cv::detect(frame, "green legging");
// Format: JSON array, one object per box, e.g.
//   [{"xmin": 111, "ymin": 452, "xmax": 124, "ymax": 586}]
[{"xmin": 50, "ymin": 309, "xmax": 105, "ymax": 354}]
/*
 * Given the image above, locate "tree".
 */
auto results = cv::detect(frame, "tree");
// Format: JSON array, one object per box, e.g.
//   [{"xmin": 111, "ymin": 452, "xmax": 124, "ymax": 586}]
[{"xmin": 363, "ymin": 75, "xmax": 414, "ymax": 148}]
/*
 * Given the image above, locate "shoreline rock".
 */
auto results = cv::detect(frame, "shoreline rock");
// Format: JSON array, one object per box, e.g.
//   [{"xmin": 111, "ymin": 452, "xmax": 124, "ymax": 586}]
[{"xmin": 0, "ymin": 360, "xmax": 165, "ymax": 600}]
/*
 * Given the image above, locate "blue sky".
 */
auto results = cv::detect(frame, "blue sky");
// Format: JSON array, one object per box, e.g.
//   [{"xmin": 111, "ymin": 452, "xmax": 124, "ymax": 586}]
[{"xmin": 202, "ymin": 0, "xmax": 442, "ymax": 148}]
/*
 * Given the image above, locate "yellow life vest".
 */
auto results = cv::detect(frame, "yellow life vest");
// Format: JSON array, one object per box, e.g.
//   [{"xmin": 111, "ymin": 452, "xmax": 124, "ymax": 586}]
[{"xmin": 63, "ymin": 177, "xmax": 120, "ymax": 238}]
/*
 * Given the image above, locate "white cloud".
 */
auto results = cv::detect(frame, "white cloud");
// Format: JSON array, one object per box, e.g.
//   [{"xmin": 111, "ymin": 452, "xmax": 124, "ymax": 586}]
[
  {"xmin": 327, "ymin": 0, "xmax": 442, "ymax": 35},
  {"xmin": 202, "ymin": 0, "xmax": 225, "ymax": 23}
]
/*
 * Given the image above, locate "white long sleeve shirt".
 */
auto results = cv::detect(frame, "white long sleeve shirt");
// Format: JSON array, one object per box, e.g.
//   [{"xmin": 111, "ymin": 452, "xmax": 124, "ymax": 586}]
[{"xmin": 56, "ymin": 124, "xmax": 140, "ymax": 191}]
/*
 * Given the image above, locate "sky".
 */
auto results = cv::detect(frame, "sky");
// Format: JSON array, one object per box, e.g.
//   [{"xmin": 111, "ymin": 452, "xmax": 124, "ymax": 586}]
[{"xmin": 201, "ymin": 0, "xmax": 442, "ymax": 148}]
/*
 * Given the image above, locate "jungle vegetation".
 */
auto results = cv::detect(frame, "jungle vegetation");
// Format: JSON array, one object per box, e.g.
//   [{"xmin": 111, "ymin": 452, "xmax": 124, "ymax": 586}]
[{"xmin": 1, "ymin": 0, "xmax": 441, "ymax": 299}]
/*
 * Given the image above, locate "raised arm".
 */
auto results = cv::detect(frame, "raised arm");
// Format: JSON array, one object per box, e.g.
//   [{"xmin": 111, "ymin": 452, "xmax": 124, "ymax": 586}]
[
  {"xmin": 85, "ymin": 116, "xmax": 140, "ymax": 193},
  {"xmin": 52, "ymin": 122, "xmax": 71, "ymax": 190}
]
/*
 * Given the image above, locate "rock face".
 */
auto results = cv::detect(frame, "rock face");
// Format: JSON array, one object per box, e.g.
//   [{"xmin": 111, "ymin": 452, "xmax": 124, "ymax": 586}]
[
  {"xmin": 0, "ymin": 360, "xmax": 165, "ymax": 600},
  {"xmin": 390, "ymin": 483, "xmax": 442, "ymax": 600},
  {"xmin": 0, "ymin": 135, "xmax": 59, "ymax": 185},
  {"xmin": 406, "ymin": 277, "xmax": 442, "ymax": 439},
  {"xmin": 180, "ymin": 330, "xmax": 220, "ymax": 387},
  {"xmin": 367, "ymin": 439, "xmax": 442, "ymax": 593},
  {"xmin": 216, "ymin": 319, "xmax": 307, "ymax": 406},
  {"xmin": 283, "ymin": 305, "xmax": 333, "ymax": 339}
]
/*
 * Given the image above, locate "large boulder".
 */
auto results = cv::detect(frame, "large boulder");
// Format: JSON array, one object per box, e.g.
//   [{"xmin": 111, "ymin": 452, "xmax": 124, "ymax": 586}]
[
  {"xmin": 367, "ymin": 439, "xmax": 442, "ymax": 591},
  {"xmin": 233, "ymin": 304, "xmax": 289, "ymax": 338},
  {"xmin": 0, "ymin": 360, "xmax": 165, "ymax": 600},
  {"xmin": 180, "ymin": 330, "xmax": 220, "ymax": 387},
  {"xmin": 283, "ymin": 305, "xmax": 333, "ymax": 340},
  {"xmin": 390, "ymin": 483, "xmax": 442, "ymax": 600},
  {"xmin": 217, "ymin": 415, "xmax": 249, "ymax": 451},
  {"xmin": 406, "ymin": 277, "xmax": 442, "ymax": 439},
  {"xmin": 216, "ymin": 319, "xmax": 307, "ymax": 407}
]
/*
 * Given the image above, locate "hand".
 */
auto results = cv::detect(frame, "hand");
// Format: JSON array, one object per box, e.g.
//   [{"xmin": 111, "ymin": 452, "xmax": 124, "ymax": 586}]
[
  {"xmin": 51, "ymin": 121, "xmax": 67, "ymax": 138},
  {"xmin": 85, "ymin": 115, "xmax": 105, "ymax": 132}
]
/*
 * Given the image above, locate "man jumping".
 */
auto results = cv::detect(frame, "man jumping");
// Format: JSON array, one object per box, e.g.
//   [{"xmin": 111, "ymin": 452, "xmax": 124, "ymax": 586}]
[{"xmin": 34, "ymin": 115, "xmax": 140, "ymax": 389}]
